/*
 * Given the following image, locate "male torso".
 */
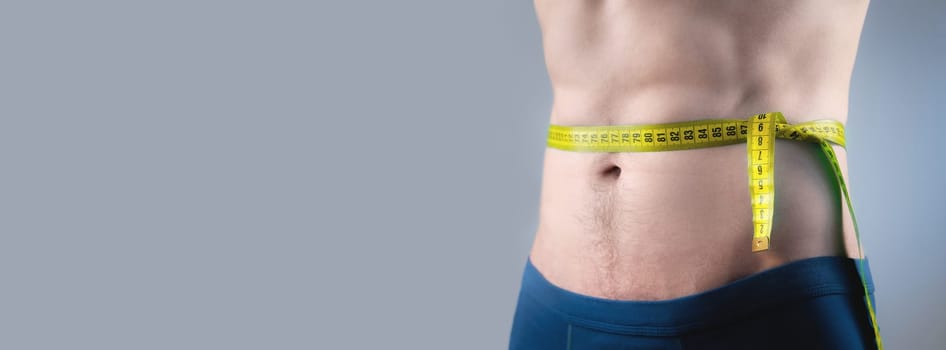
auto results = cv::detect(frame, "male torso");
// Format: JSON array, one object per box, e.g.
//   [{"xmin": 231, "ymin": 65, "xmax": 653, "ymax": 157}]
[{"xmin": 529, "ymin": 0, "xmax": 871, "ymax": 300}]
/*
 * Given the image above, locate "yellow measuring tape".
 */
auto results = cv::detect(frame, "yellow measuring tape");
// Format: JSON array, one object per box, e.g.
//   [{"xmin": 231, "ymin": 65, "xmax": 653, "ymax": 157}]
[{"xmin": 547, "ymin": 111, "xmax": 883, "ymax": 349}]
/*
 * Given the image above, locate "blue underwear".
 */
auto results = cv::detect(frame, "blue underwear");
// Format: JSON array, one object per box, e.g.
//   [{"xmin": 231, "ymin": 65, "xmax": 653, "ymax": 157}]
[{"xmin": 509, "ymin": 255, "xmax": 879, "ymax": 350}]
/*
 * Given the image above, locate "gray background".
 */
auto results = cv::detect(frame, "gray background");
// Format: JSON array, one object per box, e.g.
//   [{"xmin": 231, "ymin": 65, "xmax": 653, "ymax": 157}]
[{"xmin": 1, "ymin": 1, "xmax": 943, "ymax": 349}]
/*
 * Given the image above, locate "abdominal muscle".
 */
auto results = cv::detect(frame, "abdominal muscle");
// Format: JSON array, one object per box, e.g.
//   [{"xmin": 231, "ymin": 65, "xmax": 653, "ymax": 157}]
[{"xmin": 528, "ymin": 0, "xmax": 870, "ymax": 300}]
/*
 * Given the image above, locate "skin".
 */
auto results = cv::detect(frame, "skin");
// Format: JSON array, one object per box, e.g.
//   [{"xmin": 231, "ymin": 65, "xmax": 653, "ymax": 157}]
[{"xmin": 528, "ymin": 0, "xmax": 871, "ymax": 300}]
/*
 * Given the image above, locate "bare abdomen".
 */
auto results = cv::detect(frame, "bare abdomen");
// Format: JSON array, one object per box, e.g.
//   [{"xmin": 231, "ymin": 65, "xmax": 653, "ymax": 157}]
[
  {"xmin": 529, "ymin": 0, "xmax": 869, "ymax": 300},
  {"xmin": 531, "ymin": 135, "xmax": 853, "ymax": 300}
]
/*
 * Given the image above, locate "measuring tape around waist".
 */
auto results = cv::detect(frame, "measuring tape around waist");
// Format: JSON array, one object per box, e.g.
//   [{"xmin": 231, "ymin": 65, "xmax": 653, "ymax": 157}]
[{"xmin": 546, "ymin": 111, "xmax": 883, "ymax": 349}]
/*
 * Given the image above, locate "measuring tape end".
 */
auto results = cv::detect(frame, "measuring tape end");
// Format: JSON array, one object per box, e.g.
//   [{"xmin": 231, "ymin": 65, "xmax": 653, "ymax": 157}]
[{"xmin": 751, "ymin": 237, "xmax": 770, "ymax": 252}]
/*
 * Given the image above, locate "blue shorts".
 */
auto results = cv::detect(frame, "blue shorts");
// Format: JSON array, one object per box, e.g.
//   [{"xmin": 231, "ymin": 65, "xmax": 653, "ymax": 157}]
[{"xmin": 509, "ymin": 255, "xmax": 880, "ymax": 350}]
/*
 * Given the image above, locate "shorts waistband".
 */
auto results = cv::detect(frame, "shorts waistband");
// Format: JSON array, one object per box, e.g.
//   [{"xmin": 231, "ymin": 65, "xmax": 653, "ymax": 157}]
[{"xmin": 520, "ymin": 255, "xmax": 875, "ymax": 334}]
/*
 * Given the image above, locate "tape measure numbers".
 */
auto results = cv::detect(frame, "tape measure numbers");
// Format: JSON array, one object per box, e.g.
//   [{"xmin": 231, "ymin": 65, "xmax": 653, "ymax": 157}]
[{"xmin": 546, "ymin": 111, "xmax": 883, "ymax": 349}]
